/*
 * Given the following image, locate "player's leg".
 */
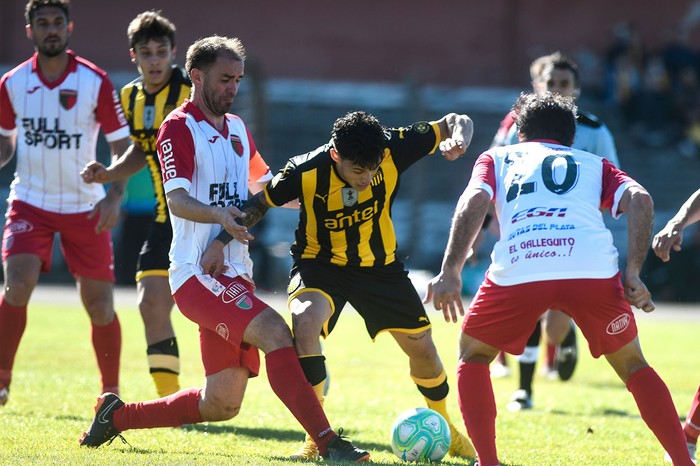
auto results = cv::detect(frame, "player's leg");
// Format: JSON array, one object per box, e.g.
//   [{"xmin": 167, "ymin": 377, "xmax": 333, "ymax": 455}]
[
  {"xmin": 681, "ymin": 387, "xmax": 699, "ymax": 463},
  {"xmin": 543, "ymin": 309, "xmax": 578, "ymax": 381},
  {"xmin": 288, "ymin": 290, "xmax": 334, "ymax": 459},
  {"xmin": 568, "ymin": 275, "xmax": 693, "ymax": 465},
  {"xmin": 456, "ymin": 331, "xmax": 501, "ymax": 466},
  {"xmin": 0, "ymin": 254, "xmax": 41, "ymax": 405},
  {"xmin": 76, "ymin": 276, "xmax": 121, "ymax": 395},
  {"xmin": 351, "ymin": 263, "xmax": 473, "ymax": 458},
  {"xmin": 62, "ymin": 208, "xmax": 121, "ymax": 395},
  {"xmin": 391, "ymin": 328, "xmax": 475, "ymax": 458},
  {"xmin": 508, "ymin": 319, "xmax": 540, "ymax": 412},
  {"xmin": 137, "ymin": 275, "xmax": 178, "ymax": 396},
  {"xmin": 136, "ymin": 223, "xmax": 180, "ymax": 397},
  {"xmin": 0, "ymin": 201, "xmax": 56, "ymax": 405},
  {"xmin": 605, "ymin": 338, "xmax": 694, "ymax": 465}
]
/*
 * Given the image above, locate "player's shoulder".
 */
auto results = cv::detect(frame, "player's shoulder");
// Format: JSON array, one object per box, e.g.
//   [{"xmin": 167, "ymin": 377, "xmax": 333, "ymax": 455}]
[
  {"xmin": 576, "ymin": 110, "xmax": 605, "ymax": 129},
  {"xmin": 289, "ymin": 143, "xmax": 332, "ymax": 171},
  {"xmin": 1, "ymin": 57, "xmax": 33, "ymax": 83},
  {"xmin": 120, "ymin": 75, "xmax": 143, "ymax": 94},
  {"xmin": 71, "ymin": 51, "xmax": 110, "ymax": 79}
]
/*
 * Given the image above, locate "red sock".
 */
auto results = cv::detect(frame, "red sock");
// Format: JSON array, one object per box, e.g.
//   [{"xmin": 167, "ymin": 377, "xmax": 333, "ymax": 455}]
[
  {"xmin": 265, "ymin": 347, "xmax": 335, "ymax": 453},
  {"xmin": 91, "ymin": 314, "xmax": 121, "ymax": 394},
  {"xmin": 627, "ymin": 366, "xmax": 694, "ymax": 465},
  {"xmin": 684, "ymin": 386, "xmax": 700, "ymax": 445},
  {"xmin": 457, "ymin": 361, "xmax": 499, "ymax": 466},
  {"xmin": 0, "ymin": 296, "xmax": 27, "ymax": 387},
  {"xmin": 113, "ymin": 388, "xmax": 202, "ymax": 431},
  {"xmin": 546, "ymin": 343, "xmax": 556, "ymax": 370}
]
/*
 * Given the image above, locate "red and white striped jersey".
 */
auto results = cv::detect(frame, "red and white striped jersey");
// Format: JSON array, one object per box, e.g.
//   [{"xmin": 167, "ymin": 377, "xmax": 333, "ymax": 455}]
[
  {"xmin": 0, "ymin": 51, "xmax": 129, "ymax": 213},
  {"xmin": 468, "ymin": 140, "xmax": 638, "ymax": 286},
  {"xmin": 157, "ymin": 100, "xmax": 271, "ymax": 292}
]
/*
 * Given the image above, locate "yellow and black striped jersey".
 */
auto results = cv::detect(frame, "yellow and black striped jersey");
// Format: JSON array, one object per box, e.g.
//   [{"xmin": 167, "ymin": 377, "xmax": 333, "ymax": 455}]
[
  {"xmin": 120, "ymin": 66, "xmax": 191, "ymax": 223},
  {"xmin": 264, "ymin": 121, "xmax": 441, "ymax": 267}
]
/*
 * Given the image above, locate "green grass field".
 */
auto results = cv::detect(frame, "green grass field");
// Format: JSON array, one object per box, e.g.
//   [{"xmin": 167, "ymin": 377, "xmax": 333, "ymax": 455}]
[{"xmin": 0, "ymin": 287, "xmax": 697, "ymax": 465}]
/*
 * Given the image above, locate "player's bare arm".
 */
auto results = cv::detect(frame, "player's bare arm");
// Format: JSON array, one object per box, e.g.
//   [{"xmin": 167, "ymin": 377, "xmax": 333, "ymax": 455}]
[
  {"xmin": 425, "ymin": 187, "xmax": 490, "ymax": 322},
  {"xmin": 0, "ymin": 134, "xmax": 17, "ymax": 170},
  {"xmin": 81, "ymin": 141, "xmax": 146, "ymax": 184},
  {"xmin": 653, "ymin": 188, "xmax": 700, "ymax": 262},
  {"xmin": 167, "ymin": 187, "xmax": 250, "ymax": 235},
  {"xmin": 88, "ymin": 137, "xmax": 131, "ymax": 233},
  {"xmin": 434, "ymin": 113, "xmax": 473, "ymax": 160},
  {"xmin": 619, "ymin": 185, "xmax": 655, "ymax": 312}
]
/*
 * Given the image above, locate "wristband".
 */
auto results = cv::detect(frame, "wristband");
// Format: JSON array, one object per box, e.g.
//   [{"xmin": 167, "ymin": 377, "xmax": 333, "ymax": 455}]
[{"xmin": 215, "ymin": 229, "xmax": 233, "ymax": 245}]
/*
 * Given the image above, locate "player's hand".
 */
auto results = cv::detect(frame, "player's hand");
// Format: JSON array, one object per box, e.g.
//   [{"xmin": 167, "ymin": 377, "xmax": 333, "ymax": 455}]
[
  {"xmin": 87, "ymin": 194, "xmax": 121, "ymax": 233},
  {"xmin": 217, "ymin": 206, "xmax": 254, "ymax": 244},
  {"xmin": 652, "ymin": 222, "xmax": 684, "ymax": 262},
  {"xmin": 80, "ymin": 161, "xmax": 109, "ymax": 184},
  {"xmin": 201, "ymin": 239, "xmax": 228, "ymax": 277},
  {"xmin": 423, "ymin": 271, "xmax": 465, "ymax": 323},
  {"xmin": 624, "ymin": 275, "xmax": 655, "ymax": 313},
  {"xmin": 439, "ymin": 138, "xmax": 465, "ymax": 161}
]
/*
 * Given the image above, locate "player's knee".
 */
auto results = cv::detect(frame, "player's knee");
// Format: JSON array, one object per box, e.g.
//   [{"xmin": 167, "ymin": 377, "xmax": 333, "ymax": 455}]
[
  {"xmin": 291, "ymin": 312, "xmax": 324, "ymax": 340},
  {"xmin": 202, "ymin": 394, "xmax": 242, "ymax": 421}
]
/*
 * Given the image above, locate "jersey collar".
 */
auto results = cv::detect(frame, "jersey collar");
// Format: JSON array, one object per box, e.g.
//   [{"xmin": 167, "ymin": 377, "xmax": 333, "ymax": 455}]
[
  {"xmin": 31, "ymin": 49, "xmax": 78, "ymax": 90},
  {"xmin": 182, "ymin": 99, "xmax": 230, "ymax": 138}
]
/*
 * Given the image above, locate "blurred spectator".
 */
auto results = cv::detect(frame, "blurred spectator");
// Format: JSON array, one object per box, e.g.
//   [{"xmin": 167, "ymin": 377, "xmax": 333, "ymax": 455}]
[{"xmin": 604, "ymin": 22, "xmax": 645, "ymax": 127}]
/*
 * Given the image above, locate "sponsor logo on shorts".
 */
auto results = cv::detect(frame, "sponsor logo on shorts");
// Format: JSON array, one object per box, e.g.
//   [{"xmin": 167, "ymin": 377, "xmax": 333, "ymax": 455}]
[
  {"xmin": 606, "ymin": 314, "xmax": 630, "ymax": 335},
  {"xmin": 216, "ymin": 323, "xmax": 229, "ymax": 340},
  {"xmin": 7, "ymin": 220, "xmax": 33, "ymax": 234},
  {"xmin": 222, "ymin": 282, "xmax": 248, "ymax": 304}
]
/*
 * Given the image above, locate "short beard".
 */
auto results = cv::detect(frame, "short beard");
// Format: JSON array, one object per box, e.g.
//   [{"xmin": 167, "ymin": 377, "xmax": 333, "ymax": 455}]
[{"xmin": 37, "ymin": 40, "xmax": 67, "ymax": 58}]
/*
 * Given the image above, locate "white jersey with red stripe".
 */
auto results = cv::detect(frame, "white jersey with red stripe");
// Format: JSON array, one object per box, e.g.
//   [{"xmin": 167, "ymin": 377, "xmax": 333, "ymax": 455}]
[
  {"xmin": 468, "ymin": 140, "xmax": 638, "ymax": 286},
  {"xmin": 0, "ymin": 51, "xmax": 129, "ymax": 213},
  {"xmin": 158, "ymin": 100, "xmax": 270, "ymax": 293}
]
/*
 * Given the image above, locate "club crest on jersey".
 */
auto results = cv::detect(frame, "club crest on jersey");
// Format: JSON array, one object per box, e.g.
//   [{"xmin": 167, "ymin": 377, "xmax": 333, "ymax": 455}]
[
  {"xmin": 235, "ymin": 295, "xmax": 253, "ymax": 310},
  {"xmin": 143, "ymin": 105, "xmax": 155, "ymax": 129},
  {"xmin": 341, "ymin": 187, "xmax": 358, "ymax": 206},
  {"xmin": 230, "ymin": 135, "xmax": 243, "ymax": 157},
  {"xmin": 59, "ymin": 89, "xmax": 77, "ymax": 110}
]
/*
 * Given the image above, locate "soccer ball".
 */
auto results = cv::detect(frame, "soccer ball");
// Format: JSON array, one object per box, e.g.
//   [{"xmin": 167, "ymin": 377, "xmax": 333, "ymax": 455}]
[{"xmin": 390, "ymin": 407, "xmax": 451, "ymax": 462}]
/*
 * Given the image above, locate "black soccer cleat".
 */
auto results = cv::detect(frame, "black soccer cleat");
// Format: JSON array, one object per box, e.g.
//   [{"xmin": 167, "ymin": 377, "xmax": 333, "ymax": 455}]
[
  {"xmin": 321, "ymin": 429, "xmax": 370, "ymax": 462},
  {"xmin": 79, "ymin": 392, "xmax": 126, "ymax": 448}
]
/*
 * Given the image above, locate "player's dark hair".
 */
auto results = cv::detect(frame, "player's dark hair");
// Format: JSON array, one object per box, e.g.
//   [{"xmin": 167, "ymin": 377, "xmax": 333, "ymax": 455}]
[
  {"xmin": 515, "ymin": 92, "xmax": 577, "ymax": 146},
  {"xmin": 185, "ymin": 36, "xmax": 246, "ymax": 74},
  {"xmin": 543, "ymin": 52, "xmax": 580, "ymax": 87},
  {"xmin": 331, "ymin": 111, "xmax": 387, "ymax": 170},
  {"xmin": 25, "ymin": 0, "xmax": 69, "ymax": 24},
  {"xmin": 127, "ymin": 10, "xmax": 176, "ymax": 49}
]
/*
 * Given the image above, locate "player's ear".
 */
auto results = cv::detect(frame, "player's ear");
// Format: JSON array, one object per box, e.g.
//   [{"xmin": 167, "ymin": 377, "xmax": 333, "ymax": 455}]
[
  {"xmin": 190, "ymin": 68, "xmax": 203, "ymax": 86},
  {"xmin": 67, "ymin": 21, "xmax": 74, "ymax": 36},
  {"xmin": 330, "ymin": 147, "xmax": 341, "ymax": 163},
  {"xmin": 129, "ymin": 49, "xmax": 136, "ymax": 63},
  {"xmin": 26, "ymin": 24, "xmax": 33, "ymax": 40}
]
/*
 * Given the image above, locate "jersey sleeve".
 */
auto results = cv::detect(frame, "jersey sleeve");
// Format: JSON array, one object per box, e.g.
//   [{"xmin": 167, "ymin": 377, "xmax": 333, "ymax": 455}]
[
  {"xmin": 0, "ymin": 74, "xmax": 17, "ymax": 135},
  {"xmin": 388, "ymin": 121, "xmax": 440, "ymax": 173},
  {"xmin": 263, "ymin": 158, "xmax": 302, "ymax": 207},
  {"xmin": 95, "ymin": 75, "xmax": 129, "ymax": 142},
  {"xmin": 600, "ymin": 158, "xmax": 638, "ymax": 218},
  {"xmin": 246, "ymin": 127, "xmax": 271, "ymax": 183},
  {"xmin": 466, "ymin": 152, "xmax": 496, "ymax": 199},
  {"xmin": 158, "ymin": 115, "xmax": 196, "ymax": 194}
]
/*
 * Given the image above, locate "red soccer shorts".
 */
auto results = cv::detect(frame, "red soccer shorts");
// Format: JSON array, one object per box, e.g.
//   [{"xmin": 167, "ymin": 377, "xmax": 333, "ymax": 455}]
[
  {"xmin": 2, "ymin": 200, "xmax": 114, "ymax": 281},
  {"xmin": 173, "ymin": 274, "xmax": 269, "ymax": 377},
  {"xmin": 463, "ymin": 273, "xmax": 637, "ymax": 358}
]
